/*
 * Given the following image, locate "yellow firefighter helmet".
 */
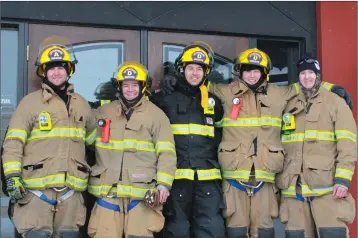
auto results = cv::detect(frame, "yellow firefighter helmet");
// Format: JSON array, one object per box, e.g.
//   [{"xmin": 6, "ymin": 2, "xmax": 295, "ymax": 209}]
[
  {"xmin": 35, "ymin": 36, "xmax": 77, "ymax": 78},
  {"xmin": 234, "ymin": 48, "xmax": 273, "ymax": 74}
]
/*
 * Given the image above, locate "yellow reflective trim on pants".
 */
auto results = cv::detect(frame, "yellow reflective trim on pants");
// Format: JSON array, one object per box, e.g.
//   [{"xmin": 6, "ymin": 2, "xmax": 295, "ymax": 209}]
[
  {"xmin": 335, "ymin": 130, "xmax": 357, "ymax": 142},
  {"xmin": 3, "ymin": 161, "xmax": 22, "ymax": 175},
  {"xmin": 95, "ymin": 138, "xmax": 155, "ymax": 152},
  {"xmin": 23, "ymin": 173, "xmax": 87, "ymax": 191},
  {"xmin": 197, "ymin": 168, "xmax": 222, "ymax": 180},
  {"xmin": 5, "ymin": 129, "xmax": 28, "ymax": 143},
  {"xmin": 171, "ymin": 124, "xmax": 214, "ymax": 137},
  {"xmin": 155, "ymin": 141, "xmax": 176, "ymax": 155},
  {"xmin": 175, "ymin": 169, "xmax": 195, "ymax": 180},
  {"xmin": 85, "ymin": 128, "xmax": 97, "ymax": 145},
  {"xmin": 335, "ymin": 168, "xmax": 354, "ymax": 181},
  {"xmin": 157, "ymin": 172, "xmax": 174, "ymax": 186},
  {"xmin": 222, "ymin": 170, "xmax": 251, "ymax": 180},
  {"xmin": 28, "ymin": 128, "xmax": 85, "ymax": 141},
  {"xmin": 216, "ymin": 117, "xmax": 282, "ymax": 128}
]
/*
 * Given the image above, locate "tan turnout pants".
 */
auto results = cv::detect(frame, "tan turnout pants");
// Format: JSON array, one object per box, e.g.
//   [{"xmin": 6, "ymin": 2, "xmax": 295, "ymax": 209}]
[
  {"xmin": 280, "ymin": 193, "xmax": 356, "ymax": 238},
  {"xmin": 222, "ymin": 180, "xmax": 279, "ymax": 238},
  {"xmin": 88, "ymin": 197, "xmax": 164, "ymax": 238},
  {"xmin": 12, "ymin": 189, "xmax": 85, "ymax": 237}
]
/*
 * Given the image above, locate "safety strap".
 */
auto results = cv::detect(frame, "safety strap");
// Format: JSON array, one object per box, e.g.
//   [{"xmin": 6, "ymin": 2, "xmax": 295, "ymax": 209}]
[
  {"xmin": 227, "ymin": 179, "xmax": 265, "ymax": 196},
  {"xmin": 295, "ymin": 193, "xmax": 316, "ymax": 203},
  {"xmin": 28, "ymin": 189, "xmax": 75, "ymax": 206},
  {"xmin": 96, "ymin": 198, "xmax": 141, "ymax": 212}
]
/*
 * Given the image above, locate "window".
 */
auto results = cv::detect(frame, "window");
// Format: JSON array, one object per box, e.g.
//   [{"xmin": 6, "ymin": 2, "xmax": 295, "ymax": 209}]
[
  {"xmin": 257, "ymin": 39, "xmax": 301, "ymax": 85},
  {"xmin": 70, "ymin": 42, "xmax": 124, "ymax": 102},
  {"xmin": 162, "ymin": 44, "xmax": 233, "ymax": 81}
]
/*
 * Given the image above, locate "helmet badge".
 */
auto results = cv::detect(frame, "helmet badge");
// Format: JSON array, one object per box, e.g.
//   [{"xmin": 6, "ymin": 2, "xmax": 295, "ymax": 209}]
[
  {"xmin": 48, "ymin": 48, "xmax": 65, "ymax": 61},
  {"xmin": 191, "ymin": 51, "xmax": 206, "ymax": 63},
  {"xmin": 247, "ymin": 52, "xmax": 263, "ymax": 64},
  {"xmin": 122, "ymin": 67, "xmax": 138, "ymax": 79}
]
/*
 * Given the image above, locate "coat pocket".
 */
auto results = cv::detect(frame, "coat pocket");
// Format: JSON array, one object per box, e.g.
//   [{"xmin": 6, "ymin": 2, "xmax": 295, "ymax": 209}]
[
  {"xmin": 218, "ymin": 141, "xmax": 244, "ymax": 171},
  {"xmin": 68, "ymin": 158, "xmax": 91, "ymax": 191},
  {"xmin": 260, "ymin": 143, "xmax": 285, "ymax": 173},
  {"xmin": 337, "ymin": 193, "xmax": 356, "ymax": 224},
  {"xmin": 71, "ymin": 113, "xmax": 86, "ymax": 142},
  {"xmin": 275, "ymin": 157, "xmax": 293, "ymax": 190},
  {"xmin": 147, "ymin": 205, "xmax": 165, "ymax": 233},
  {"xmin": 303, "ymin": 157, "xmax": 335, "ymax": 188}
]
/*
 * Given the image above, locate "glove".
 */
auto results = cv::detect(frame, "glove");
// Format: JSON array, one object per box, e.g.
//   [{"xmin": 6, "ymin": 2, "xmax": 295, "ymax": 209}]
[
  {"xmin": 159, "ymin": 72, "xmax": 179, "ymax": 95},
  {"xmin": 330, "ymin": 85, "xmax": 353, "ymax": 111},
  {"xmin": 207, "ymin": 70, "xmax": 227, "ymax": 84},
  {"xmin": 143, "ymin": 190, "xmax": 160, "ymax": 209},
  {"xmin": 6, "ymin": 177, "xmax": 27, "ymax": 201}
]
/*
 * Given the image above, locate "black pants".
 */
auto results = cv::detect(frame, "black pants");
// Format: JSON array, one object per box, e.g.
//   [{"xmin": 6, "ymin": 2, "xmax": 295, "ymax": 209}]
[{"xmin": 163, "ymin": 179, "xmax": 226, "ymax": 238}]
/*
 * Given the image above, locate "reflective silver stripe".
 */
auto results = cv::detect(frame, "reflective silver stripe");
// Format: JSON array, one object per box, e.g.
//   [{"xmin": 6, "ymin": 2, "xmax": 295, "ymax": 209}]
[
  {"xmin": 218, "ymin": 117, "xmax": 282, "ymax": 128},
  {"xmin": 175, "ymin": 169, "xmax": 195, "ymax": 180},
  {"xmin": 281, "ymin": 133, "xmax": 305, "ymax": 143},
  {"xmin": 322, "ymin": 82, "xmax": 333, "ymax": 91},
  {"xmin": 222, "ymin": 170, "xmax": 251, "ymax": 179},
  {"xmin": 197, "ymin": 169, "xmax": 222, "ymax": 180},
  {"xmin": 155, "ymin": 142, "xmax": 176, "ymax": 155},
  {"xmin": 5, "ymin": 129, "xmax": 28, "ymax": 143},
  {"xmin": 335, "ymin": 130, "xmax": 357, "ymax": 142},
  {"xmin": 171, "ymin": 124, "xmax": 214, "ymax": 136},
  {"xmin": 28, "ymin": 128, "xmax": 85, "ymax": 141},
  {"xmin": 305, "ymin": 130, "xmax": 335, "ymax": 141},
  {"xmin": 96, "ymin": 138, "xmax": 155, "ymax": 152},
  {"xmin": 85, "ymin": 128, "xmax": 97, "ymax": 145},
  {"xmin": 157, "ymin": 172, "xmax": 174, "ymax": 186}
]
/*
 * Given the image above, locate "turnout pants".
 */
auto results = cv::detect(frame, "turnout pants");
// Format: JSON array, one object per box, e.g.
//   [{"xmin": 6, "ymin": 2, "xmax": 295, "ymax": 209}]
[
  {"xmin": 12, "ymin": 188, "xmax": 85, "ymax": 238},
  {"xmin": 88, "ymin": 197, "xmax": 164, "ymax": 238},
  {"xmin": 223, "ymin": 180, "xmax": 279, "ymax": 238},
  {"xmin": 280, "ymin": 193, "xmax": 356, "ymax": 238},
  {"xmin": 163, "ymin": 179, "xmax": 225, "ymax": 238}
]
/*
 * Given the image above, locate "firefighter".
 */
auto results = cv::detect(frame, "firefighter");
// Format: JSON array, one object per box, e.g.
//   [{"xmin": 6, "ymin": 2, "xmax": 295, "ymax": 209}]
[
  {"xmin": 150, "ymin": 43, "xmax": 226, "ymax": 238},
  {"xmin": 1, "ymin": 36, "xmax": 97, "ymax": 238},
  {"xmin": 86, "ymin": 61, "xmax": 176, "ymax": 238},
  {"xmin": 276, "ymin": 57, "xmax": 357, "ymax": 238}
]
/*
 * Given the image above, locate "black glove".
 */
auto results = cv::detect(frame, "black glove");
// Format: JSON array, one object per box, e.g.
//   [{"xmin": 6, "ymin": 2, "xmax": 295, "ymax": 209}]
[
  {"xmin": 159, "ymin": 72, "xmax": 179, "ymax": 95},
  {"xmin": 330, "ymin": 85, "xmax": 354, "ymax": 111},
  {"xmin": 207, "ymin": 70, "xmax": 227, "ymax": 84}
]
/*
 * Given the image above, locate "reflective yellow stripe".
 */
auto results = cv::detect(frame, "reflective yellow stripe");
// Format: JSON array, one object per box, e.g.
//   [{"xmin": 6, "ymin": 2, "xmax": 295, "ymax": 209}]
[
  {"xmin": 335, "ymin": 168, "xmax": 354, "ymax": 181},
  {"xmin": 100, "ymin": 100, "xmax": 111, "ymax": 106},
  {"xmin": 255, "ymin": 170, "xmax": 275, "ymax": 181},
  {"xmin": 28, "ymin": 128, "xmax": 85, "ymax": 141},
  {"xmin": 23, "ymin": 173, "xmax": 87, "ymax": 191},
  {"xmin": 282, "ymin": 185, "xmax": 333, "ymax": 197},
  {"xmin": 282, "ymin": 130, "xmax": 337, "ymax": 143},
  {"xmin": 322, "ymin": 82, "xmax": 334, "ymax": 91},
  {"xmin": 157, "ymin": 172, "xmax": 174, "ymax": 186},
  {"xmin": 96, "ymin": 138, "xmax": 155, "ymax": 152},
  {"xmin": 88, "ymin": 184, "xmax": 156, "ymax": 199},
  {"xmin": 3, "ymin": 161, "xmax": 22, "ymax": 175},
  {"xmin": 293, "ymin": 83, "xmax": 300, "ymax": 95},
  {"xmin": 335, "ymin": 130, "xmax": 357, "ymax": 142},
  {"xmin": 175, "ymin": 169, "xmax": 195, "ymax": 180},
  {"xmin": 222, "ymin": 170, "xmax": 251, "ymax": 180},
  {"xmin": 5, "ymin": 129, "xmax": 28, "ymax": 143},
  {"xmin": 216, "ymin": 117, "xmax": 282, "ymax": 128},
  {"xmin": 85, "ymin": 128, "xmax": 97, "ymax": 145},
  {"xmin": 155, "ymin": 141, "xmax": 176, "ymax": 155},
  {"xmin": 171, "ymin": 124, "xmax": 214, "ymax": 137},
  {"xmin": 197, "ymin": 168, "xmax": 222, "ymax": 180}
]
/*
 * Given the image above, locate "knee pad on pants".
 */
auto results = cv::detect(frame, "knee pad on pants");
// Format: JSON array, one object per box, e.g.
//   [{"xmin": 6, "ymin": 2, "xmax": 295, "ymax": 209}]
[
  {"xmin": 58, "ymin": 230, "xmax": 79, "ymax": 238},
  {"xmin": 24, "ymin": 230, "xmax": 51, "ymax": 238},
  {"xmin": 318, "ymin": 227, "xmax": 347, "ymax": 238},
  {"xmin": 226, "ymin": 226, "xmax": 247, "ymax": 238},
  {"xmin": 285, "ymin": 230, "xmax": 304, "ymax": 238},
  {"xmin": 164, "ymin": 220, "xmax": 190, "ymax": 238},
  {"xmin": 258, "ymin": 228, "xmax": 275, "ymax": 238}
]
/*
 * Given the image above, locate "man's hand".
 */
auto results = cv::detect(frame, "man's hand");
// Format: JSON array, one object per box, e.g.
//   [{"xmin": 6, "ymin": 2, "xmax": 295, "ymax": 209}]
[
  {"xmin": 6, "ymin": 177, "xmax": 27, "ymax": 201},
  {"xmin": 157, "ymin": 184, "xmax": 170, "ymax": 203},
  {"xmin": 333, "ymin": 184, "xmax": 348, "ymax": 199}
]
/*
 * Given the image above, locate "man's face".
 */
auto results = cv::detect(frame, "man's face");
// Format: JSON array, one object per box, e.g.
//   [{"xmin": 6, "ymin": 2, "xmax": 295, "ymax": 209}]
[
  {"xmin": 184, "ymin": 64, "xmax": 204, "ymax": 86},
  {"xmin": 299, "ymin": 70, "xmax": 317, "ymax": 89},
  {"xmin": 46, "ymin": 66, "xmax": 68, "ymax": 87},
  {"xmin": 242, "ymin": 69, "xmax": 262, "ymax": 85},
  {"xmin": 122, "ymin": 80, "xmax": 140, "ymax": 100}
]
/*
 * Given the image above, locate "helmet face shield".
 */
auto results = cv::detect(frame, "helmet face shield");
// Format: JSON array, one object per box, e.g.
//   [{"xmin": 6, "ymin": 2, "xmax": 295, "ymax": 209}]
[{"xmin": 36, "ymin": 35, "xmax": 77, "ymax": 78}]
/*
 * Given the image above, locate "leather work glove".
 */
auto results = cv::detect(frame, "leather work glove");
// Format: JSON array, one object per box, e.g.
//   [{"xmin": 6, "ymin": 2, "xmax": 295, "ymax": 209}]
[
  {"xmin": 6, "ymin": 177, "xmax": 27, "ymax": 201},
  {"xmin": 143, "ymin": 185, "xmax": 170, "ymax": 209},
  {"xmin": 330, "ymin": 85, "xmax": 354, "ymax": 111},
  {"xmin": 207, "ymin": 70, "xmax": 227, "ymax": 84},
  {"xmin": 159, "ymin": 72, "xmax": 178, "ymax": 95}
]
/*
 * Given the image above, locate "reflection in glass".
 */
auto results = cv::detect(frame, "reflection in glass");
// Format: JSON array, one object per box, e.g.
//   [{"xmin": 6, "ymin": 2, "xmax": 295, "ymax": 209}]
[{"xmin": 70, "ymin": 42, "xmax": 124, "ymax": 102}]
